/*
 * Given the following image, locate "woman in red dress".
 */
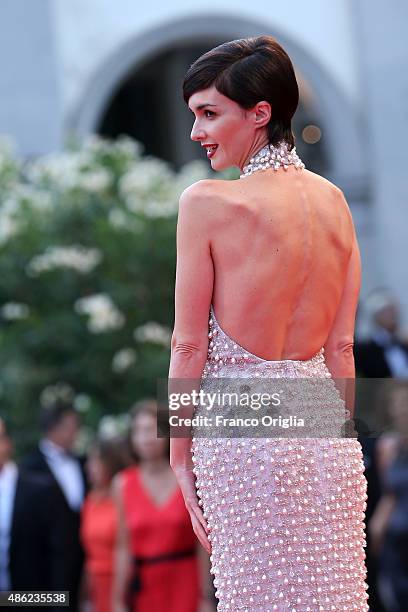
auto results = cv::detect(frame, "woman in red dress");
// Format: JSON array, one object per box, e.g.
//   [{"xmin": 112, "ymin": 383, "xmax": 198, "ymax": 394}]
[
  {"xmin": 80, "ymin": 437, "xmax": 127, "ymax": 612},
  {"xmin": 111, "ymin": 399, "xmax": 214, "ymax": 612}
]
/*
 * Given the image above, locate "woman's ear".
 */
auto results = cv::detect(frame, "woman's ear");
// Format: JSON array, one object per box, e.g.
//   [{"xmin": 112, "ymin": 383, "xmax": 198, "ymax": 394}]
[{"xmin": 254, "ymin": 101, "xmax": 271, "ymax": 127}]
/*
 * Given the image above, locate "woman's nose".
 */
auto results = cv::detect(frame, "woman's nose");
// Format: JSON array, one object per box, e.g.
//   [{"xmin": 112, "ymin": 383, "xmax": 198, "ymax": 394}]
[{"xmin": 190, "ymin": 120, "xmax": 205, "ymax": 142}]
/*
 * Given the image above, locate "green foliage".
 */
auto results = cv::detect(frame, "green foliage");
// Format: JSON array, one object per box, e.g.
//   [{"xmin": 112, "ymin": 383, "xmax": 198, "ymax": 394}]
[{"xmin": 0, "ymin": 134, "xmax": 233, "ymax": 453}]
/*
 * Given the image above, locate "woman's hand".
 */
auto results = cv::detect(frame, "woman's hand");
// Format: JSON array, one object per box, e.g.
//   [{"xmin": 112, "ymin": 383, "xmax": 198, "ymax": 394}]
[
  {"xmin": 367, "ymin": 493, "xmax": 396, "ymax": 556},
  {"xmin": 368, "ymin": 513, "xmax": 387, "ymax": 557},
  {"xmin": 172, "ymin": 466, "xmax": 211, "ymax": 554}
]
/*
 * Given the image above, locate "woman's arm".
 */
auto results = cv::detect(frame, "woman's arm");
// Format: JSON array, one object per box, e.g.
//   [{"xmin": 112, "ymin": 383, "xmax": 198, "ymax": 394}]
[
  {"xmin": 367, "ymin": 435, "xmax": 399, "ymax": 556},
  {"xmin": 323, "ymin": 193, "xmax": 362, "ymax": 420},
  {"xmin": 169, "ymin": 180, "xmax": 215, "ymax": 468},
  {"xmin": 368, "ymin": 493, "xmax": 396, "ymax": 556},
  {"xmin": 111, "ymin": 474, "xmax": 132, "ymax": 612},
  {"xmin": 169, "ymin": 181, "xmax": 216, "ymax": 552}
]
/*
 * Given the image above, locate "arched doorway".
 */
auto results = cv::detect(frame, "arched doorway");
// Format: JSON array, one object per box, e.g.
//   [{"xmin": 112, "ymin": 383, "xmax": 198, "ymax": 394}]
[
  {"xmin": 97, "ymin": 44, "xmax": 329, "ymax": 175},
  {"xmin": 67, "ymin": 15, "xmax": 367, "ymax": 196}
]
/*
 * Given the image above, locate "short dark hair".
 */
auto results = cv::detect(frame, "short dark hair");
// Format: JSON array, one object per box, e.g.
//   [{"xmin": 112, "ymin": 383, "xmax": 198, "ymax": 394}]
[
  {"xmin": 39, "ymin": 401, "xmax": 79, "ymax": 433},
  {"xmin": 183, "ymin": 35, "xmax": 299, "ymax": 149},
  {"xmin": 89, "ymin": 437, "xmax": 129, "ymax": 479}
]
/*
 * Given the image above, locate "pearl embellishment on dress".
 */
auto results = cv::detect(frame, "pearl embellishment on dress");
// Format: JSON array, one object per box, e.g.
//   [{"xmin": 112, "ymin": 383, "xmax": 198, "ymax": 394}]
[{"xmin": 191, "ymin": 304, "xmax": 369, "ymax": 610}]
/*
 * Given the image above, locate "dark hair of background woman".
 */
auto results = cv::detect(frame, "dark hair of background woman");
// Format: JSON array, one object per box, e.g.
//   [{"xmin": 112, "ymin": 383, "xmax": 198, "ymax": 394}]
[
  {"xmin": 126, "ymin": 398, "xmax": 170, "ymax": 463},
  {"xmin": 183, "ymin": 35, "xmax": 299, "ymax": 150},
  {"xmin": 89, "ymin": 437, "xmax": 129, "ymax": 478}
]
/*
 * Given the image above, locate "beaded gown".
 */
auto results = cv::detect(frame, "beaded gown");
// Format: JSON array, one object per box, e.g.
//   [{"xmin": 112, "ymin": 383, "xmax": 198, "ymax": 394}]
[{"xmin": 191, "ymin": 304, "xmax": 369, "ymax": 611}]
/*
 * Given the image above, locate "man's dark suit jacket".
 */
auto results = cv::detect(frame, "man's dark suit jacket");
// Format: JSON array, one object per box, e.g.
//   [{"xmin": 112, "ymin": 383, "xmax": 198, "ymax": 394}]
[
  {"xmin": 6, "ymin": 469, "xmax": 67, "ymax": 611},
  {"xmin": 20, "ymin": 448, "xmax": 88, "ymax": 612},
  {"xmin": 353, "ymin": 338, "xmax": 408, "ymax": 612},
  {"xmin": 354, "ymin": 338, "xmax": 408, "ymax": 378}
]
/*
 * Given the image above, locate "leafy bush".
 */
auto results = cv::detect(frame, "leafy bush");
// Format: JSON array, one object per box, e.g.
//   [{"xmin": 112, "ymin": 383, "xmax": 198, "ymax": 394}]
[{"xmin": 0, "ymin": 134, "xmax": 236, "ymax": 452}]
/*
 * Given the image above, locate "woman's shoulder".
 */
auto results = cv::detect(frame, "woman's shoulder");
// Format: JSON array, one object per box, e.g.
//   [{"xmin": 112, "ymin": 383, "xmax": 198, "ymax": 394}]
[
  {"xmin": 178, "ymin": 172, "xmax": 348, "ymax": 223},
  {"xmin": 121, "ymin": 464, "xmax": 139, "ymax": 480},
  {"xmin": 300, "ymin": 170, "xmax": 354, "ymax": 237},
  {"xmin": 300, "ymin": 168, "xmax": 344, "ymax": 196},
  {"xmin": 182, "ymin": 171, "xmax": 344, "ymax": 199},
  {"xmin": 179, "ymin": 178, "xmax": 231, "ymax": 203},
  {"xmin": 177, "ymin": 178, "xmax": 232, "ymax": 228}
]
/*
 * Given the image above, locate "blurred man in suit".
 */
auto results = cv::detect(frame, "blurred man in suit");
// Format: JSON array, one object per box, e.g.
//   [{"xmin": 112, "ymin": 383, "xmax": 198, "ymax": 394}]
[
  {"xmin": 353, "ymin": 288, "xmax": 408, "ymax": 611},
  {"xmin": 21, "ymin": 402, "xmax": 88, "ymax": 611},
  {"xmin": 0, "ymin": 415, "xmax": 66, "ymax": 607},
  {"xmin": 355, "ymin": 289, "xmax": 408, "ymax": 378}
]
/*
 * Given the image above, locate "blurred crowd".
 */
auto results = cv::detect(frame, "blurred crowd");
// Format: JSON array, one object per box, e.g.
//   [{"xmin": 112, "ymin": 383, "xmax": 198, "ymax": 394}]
[
  {"xmin": 0, "ymin": 399, "xmax": 215, "ymax": 612},
  {"xmin": 354, "ymin": 288, "xmax": 408, "ymax": 612},
  {"xmin": 2, "ymin": 287, "xmax": 408, "ymax": 612}
]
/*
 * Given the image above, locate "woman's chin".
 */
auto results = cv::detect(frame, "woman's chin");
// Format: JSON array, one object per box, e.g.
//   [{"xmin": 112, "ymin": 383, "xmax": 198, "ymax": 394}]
[{"xmin": 210, "ymin": 157, "xmax": 228, "ymax": 171}]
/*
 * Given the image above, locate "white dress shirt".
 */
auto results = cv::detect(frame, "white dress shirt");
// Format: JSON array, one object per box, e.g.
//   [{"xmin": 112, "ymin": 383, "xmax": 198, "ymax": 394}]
[
  {"xmin": 0, "ymin": 461, "xmax": 18, "ymax": 590},
  {"xmin": 39, "ymin": 439, "xmax": 85, "ymax": 512},
  {"xmin": 372, "ymin": 327, "xmax": 408, "ymax": 378}
]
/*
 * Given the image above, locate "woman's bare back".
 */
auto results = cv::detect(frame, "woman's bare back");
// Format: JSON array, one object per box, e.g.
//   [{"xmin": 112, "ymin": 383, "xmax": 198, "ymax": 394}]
[{"xmin": 209, "ymin": 167, "xmax": 355, "ymax": 361}]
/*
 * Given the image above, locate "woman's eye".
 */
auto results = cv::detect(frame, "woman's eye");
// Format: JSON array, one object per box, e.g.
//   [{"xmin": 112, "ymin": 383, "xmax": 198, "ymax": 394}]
[{"xmin": 204, "ymin": 110, "xmax": 215, "ymax": 118}]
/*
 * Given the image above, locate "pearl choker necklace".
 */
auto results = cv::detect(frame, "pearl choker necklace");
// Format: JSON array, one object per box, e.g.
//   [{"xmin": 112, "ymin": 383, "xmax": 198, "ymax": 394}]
[{"xmin": 240, "ymin": 140, "xmax": 305, "ymax": 178}]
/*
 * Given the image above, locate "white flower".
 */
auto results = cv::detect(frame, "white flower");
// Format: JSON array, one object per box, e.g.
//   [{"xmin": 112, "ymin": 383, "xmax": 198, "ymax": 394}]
[
  {"xmin": 81, "ymin": 135, "xmax": 144, "ymax": 167},
  {"xmin": 81, "ymin": 134, "xmax": 113, "ymax": 154},
  {"xmin": 26, "ymin": 245, "xmax": 102, "ymax": 276},
  {"xmin": 133, "ymin": 321, "xmax": 172, "ymax": 347},
  {"xmin": 73, "ymin": 393, "xmax": 92, "ymax": 412},
  {"xmin": 40, "ymin": 382, "xmax": 75, "ymax": 407},
  {"xmin": 124, "ymin": 197, "xmax": 177, "ymax": 218},
  {"xmin": 25, "ymin": 151, "xmax": 91, "ymax": 189},
  {"xmin": 14, "ymin": 184, "xmax": 53, "ymax": 211},
  {"xmin": 144, "ymin": 198, "xmax": 178, "ymax": 218},
  {"xmin": 98, "ymin": 416, "xmax": 118, "ymax": 438},
  {"xmin": 108, "ymin": 208, "xmax": 144, "ymax": 233},
  {"xmin": 119, "ymin": 158, "xmax": 174, "ymax": 195},
  {"xmin": 118, "ymin": 158, "xmax": 178, "ymax": 218},
  {"xmin": 112, "ymin": 348, "xmax": 138, "ymax": 373},
  {"xmin": 0, "ymin": 186, "xmax": 54, "ymax": 245},
  {"xmin": 175, "ymin": 160, "xmax": 211, "ymax": 194},
  {"xmin": 98, "ymin": 413, "xmax": 131, "ymax": 439},
  {"xmin": 76, "ymin": 168, "xmax": 112, "ymax": 193},
  {"xmin": 1, "ymin": 302, "xmax": 30, "ymax": 320},
  {"xmin": 115, "ymin": 136, "xmax": 144, "ymax": 158},
  {"xmin": 108, "ymin": 208, "xmax": 128, "ymax": 228},
  {"xmin": 74, "ymin": 293, "xmax": 125, "ymax": 333},
  {"xmin": 73, "ymin": 426, "xmax": 94, "ymax": 455},
  {"xmin": 0, "ymin": 197, "xmax": 19, "ymax": 244},
  {"xmin": 23, "ymin": 149, "xmax": 116, "ymax": 193}
]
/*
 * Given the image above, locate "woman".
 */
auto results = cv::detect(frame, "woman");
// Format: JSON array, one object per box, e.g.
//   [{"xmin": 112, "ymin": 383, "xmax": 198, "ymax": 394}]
[
  {"xmin": 169, "ymin": 35, "xmax": 369, "ymax": 610},
  {"xmin": 369, "ymin": 382, "xmax": 408, "ymax": 611},
  {"xmin": 111, "ymin": 399, "xmax": 213, "ymax": 612},
  {"xmin": 80, "ymin": 437, "xmax": 126, "ymax": 612}
]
